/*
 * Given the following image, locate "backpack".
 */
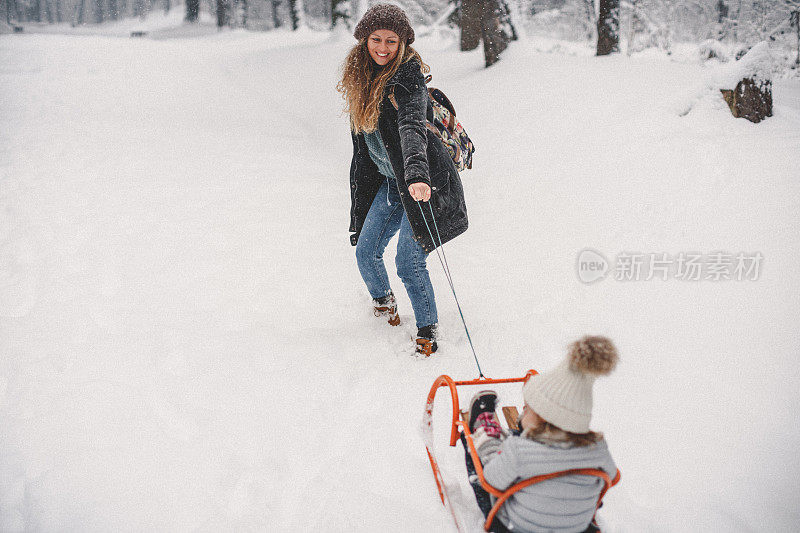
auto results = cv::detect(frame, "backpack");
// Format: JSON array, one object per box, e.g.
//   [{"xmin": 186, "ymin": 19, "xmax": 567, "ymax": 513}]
[{"xmin": 389, "ymin": 75, "xmax": 476, "ymax": 171}]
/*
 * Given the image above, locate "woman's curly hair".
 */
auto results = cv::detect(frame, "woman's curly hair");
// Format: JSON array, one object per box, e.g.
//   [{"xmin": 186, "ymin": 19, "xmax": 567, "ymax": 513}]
[{"xmin": 337, "ymin": 39, "xmax": 429, "ymax": 134}]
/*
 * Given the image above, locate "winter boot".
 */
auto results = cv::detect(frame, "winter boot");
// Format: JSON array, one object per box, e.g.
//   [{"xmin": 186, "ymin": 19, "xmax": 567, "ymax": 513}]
[
  {"xmin": 414, "ymin": 324, "xmax": 438, "ymax": 357},
  {"xmin": 467, "ymin": 390, "xmax": 498, "ymax": 432},
  {"xmin": 373, "ymin": 292, "xmax": 400, "ymax": 326}
]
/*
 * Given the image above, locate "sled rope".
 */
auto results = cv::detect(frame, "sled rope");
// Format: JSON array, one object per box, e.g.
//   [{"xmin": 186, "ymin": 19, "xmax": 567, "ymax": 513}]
[{"xmin": 417, "ymin": 201, "xmax": 485, "ymax": 378}]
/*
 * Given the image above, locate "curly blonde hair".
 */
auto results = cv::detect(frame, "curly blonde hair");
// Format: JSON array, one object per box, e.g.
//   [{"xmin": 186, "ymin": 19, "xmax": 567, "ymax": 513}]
[{"xmin": 337, "ymin": 39, "xmax": 429, "ymax": 134}]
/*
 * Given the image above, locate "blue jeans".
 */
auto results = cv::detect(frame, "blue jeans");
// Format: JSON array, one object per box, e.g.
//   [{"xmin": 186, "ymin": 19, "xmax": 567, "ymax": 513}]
[{"xmin": 356, "ymin": 177, "xmax": 438, "ymax": 329}]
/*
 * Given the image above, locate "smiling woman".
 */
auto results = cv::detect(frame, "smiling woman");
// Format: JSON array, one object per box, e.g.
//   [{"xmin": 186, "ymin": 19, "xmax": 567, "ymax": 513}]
[
  {"xmin": 336, "ymin": 3, "xmax": 469, "ymax": 357},
  {"xmin": 367, "ymin": 30, "xmax": 400, "ymax": 66}
]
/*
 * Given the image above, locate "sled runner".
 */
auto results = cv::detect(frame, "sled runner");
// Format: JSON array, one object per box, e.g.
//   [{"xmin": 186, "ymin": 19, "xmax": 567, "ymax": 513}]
[{"xmin": 422, "ymin": 372, "xmax": 621, "ymax": 532}]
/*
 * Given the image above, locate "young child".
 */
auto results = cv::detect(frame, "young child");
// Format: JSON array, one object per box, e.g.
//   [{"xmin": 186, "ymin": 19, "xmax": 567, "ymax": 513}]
[{"xmin": 463, "ymin": 336, "xmax": 620, "ymax": 533}]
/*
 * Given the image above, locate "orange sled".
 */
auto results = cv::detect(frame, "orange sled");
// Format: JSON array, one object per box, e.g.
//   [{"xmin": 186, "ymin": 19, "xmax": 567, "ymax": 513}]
[{"xmin": 422, "ymin": 372, "xmax": 621, "ymax": 532}]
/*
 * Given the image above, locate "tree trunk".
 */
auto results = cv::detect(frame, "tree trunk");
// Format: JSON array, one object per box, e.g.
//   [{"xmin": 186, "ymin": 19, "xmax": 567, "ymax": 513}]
[
  {"xmin": 272, "ymin": 0, "xmax": 281, "ymax": 28},
  {"xmin": 74, "ymin": 0, "xmax": 85, "ymax": 25},
  {"xmin": 625, "ymin": 0, "xmax": 637, "ymax": 56},
  {"xmin": 185, "ymin": 0, "xmax": 198, "ymax": 21},
  {"xmin": 481, "ymin": 0, "xmax": 510, "ymax": 67},
  {"xmin": 731, "ymin": 0, "xmax": 742, "ymax": 41},
  {"xmin": 230, "ymin": 0, "xmax": 242, "ymax": 28},
  {"xmin": 792, "ymin": 10, "xmax": 800, "ymax": 66},
  {"xmin": 596, "ymin": 0, "xmax": 619, "ymax": 56},
  {"xmin": 288, "ymin": 0, "xmax": 298, "ymax": 29},
  {"xmin": 716, "ymin": 0, "xmax": 729, "ymax": 39},
  {"xmin": 460, "ymin": 0, "xmax": 482, "ymax": 51},
  {"xmin": 716, "ymin": 0, "xmax": 728, "ymax": 23},
  {"xmin": 216, "ymin": 0, "xmax": 227, "ymax": 27}
]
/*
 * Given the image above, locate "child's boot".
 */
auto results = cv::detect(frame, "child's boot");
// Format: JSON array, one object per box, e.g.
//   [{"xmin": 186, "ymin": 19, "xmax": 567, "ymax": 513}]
[
  {"xmin": 415, "ymin": 324, "xmax": 438, "ymax": 357},
  {"xmin": 468, "ymin": 391, "xmax": 498, "ymax": 432},
  {"xmin": 373, "ymin": 292, "xmax": 400, "ymax": 326}
]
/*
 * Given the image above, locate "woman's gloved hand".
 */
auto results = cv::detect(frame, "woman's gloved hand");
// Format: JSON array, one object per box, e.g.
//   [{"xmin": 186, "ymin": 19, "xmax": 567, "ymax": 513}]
[{"xmin": 408, "ymin": 182, "xmax": 432, "ymax": 202}]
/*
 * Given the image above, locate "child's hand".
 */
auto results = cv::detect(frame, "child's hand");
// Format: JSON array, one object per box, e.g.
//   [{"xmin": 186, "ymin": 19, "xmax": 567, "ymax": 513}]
[{"xmin": 475, "ymin": 412, "xmax": 503, "ymax": 438}]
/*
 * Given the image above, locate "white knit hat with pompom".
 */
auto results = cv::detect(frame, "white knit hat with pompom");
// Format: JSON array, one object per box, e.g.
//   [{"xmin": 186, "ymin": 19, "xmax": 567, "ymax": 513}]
[{"xmin": 523, "ymin": 336, "xmax": 618, "ymax": 433}]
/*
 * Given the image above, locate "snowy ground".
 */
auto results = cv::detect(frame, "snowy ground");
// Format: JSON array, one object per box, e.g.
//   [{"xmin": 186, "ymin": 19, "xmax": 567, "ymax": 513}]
[{"xmin": 2, "ymin": 24, "xmax": 800, "ymax": 532}]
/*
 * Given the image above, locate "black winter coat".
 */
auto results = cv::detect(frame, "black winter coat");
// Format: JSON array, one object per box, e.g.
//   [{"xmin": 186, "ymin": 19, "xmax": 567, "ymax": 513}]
[{"xmin": 348, "ymin": 59, "xmax": 468, "ymax": 253}]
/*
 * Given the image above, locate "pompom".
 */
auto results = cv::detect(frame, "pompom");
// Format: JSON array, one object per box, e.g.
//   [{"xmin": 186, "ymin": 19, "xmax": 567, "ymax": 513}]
[{"xmin": 568, "ymin": 336, "xmax": 618, "ymax": 376}]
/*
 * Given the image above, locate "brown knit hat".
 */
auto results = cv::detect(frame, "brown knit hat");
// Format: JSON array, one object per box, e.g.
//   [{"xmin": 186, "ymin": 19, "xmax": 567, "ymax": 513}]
[{"xmin": 354, "ymin": 4, "xmax": 415, "ymax": 45}]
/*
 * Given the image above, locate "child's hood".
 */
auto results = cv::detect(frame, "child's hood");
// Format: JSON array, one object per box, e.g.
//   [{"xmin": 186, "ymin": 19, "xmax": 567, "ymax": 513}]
[{"xmin": 501, "ymin": 435, "xmax": 618, "ymax": 479}]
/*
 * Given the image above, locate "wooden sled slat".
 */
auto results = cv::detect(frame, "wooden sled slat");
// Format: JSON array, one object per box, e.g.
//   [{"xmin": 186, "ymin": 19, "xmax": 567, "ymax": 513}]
[{"xmin": 502, "ymin": 406, "xmax": 519, "ymax": 430}]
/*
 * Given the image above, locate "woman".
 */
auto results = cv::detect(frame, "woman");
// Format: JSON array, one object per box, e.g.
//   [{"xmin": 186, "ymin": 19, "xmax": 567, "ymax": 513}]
[{"xmin": 337, "ymin": 4, "xmax": 468, "ymax": 356}]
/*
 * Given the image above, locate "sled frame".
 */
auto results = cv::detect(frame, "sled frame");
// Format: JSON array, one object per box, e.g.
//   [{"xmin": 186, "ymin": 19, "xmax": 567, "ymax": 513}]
[{"xmin": 423, "ymin": 372, "xmax": 621, "ymax": 532}]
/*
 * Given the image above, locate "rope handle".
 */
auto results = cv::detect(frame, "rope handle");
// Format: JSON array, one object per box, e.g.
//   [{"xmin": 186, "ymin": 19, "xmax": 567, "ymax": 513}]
[{"xmin": 416, "ymin": 200, "xmax": 484, "ymax": 378}]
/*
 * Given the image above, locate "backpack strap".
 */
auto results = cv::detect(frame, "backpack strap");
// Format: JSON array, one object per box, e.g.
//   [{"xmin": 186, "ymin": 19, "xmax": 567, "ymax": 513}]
[{"xmin": 429, "ymin": 87, "xmax": 457, "ymax": 117}]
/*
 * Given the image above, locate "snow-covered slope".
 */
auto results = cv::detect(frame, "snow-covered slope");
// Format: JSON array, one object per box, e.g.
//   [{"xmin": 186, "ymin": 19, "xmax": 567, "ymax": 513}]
[{"xmin": 1, "ymin": 29, "xmax": 799, "ymax": 532}]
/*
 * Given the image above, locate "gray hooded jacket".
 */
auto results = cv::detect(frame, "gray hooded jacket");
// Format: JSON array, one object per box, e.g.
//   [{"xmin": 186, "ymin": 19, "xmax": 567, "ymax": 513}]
[{"xmin": 483, "ymin": 436, "xmax": 618, "ymax": 532}]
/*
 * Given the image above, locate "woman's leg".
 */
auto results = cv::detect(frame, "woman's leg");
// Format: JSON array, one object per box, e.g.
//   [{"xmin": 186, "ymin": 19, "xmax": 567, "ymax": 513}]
[
  {"xmin": 395, "ymin": 212, "xmax": 438, "ymax": 329},
  {"xmin": 355, "ymin": 180, "xmax": 404, "ymax": 299}
]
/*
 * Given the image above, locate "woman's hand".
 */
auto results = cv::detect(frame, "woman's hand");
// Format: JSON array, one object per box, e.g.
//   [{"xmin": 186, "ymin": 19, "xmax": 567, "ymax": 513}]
[{"xmin": 408, "ymin": 182, "xmax": 432, "ymax": 202}]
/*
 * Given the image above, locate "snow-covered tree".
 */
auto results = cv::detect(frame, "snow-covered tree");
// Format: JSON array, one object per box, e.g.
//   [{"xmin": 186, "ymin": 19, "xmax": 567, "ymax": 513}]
[
  {"xmin": 621, "ymin": 0, "xmax": 675, "ymax": 55},
  {"xmin": 288, "ymin": 0, "xmax": 303, "ymax": 29},
  {"xmin": 216, "ymin": 0, "xmax": 228, "ymax": 27},
  {"xmin": 331, "ymin": 0, "xmax": 350, "ymax": 29}
]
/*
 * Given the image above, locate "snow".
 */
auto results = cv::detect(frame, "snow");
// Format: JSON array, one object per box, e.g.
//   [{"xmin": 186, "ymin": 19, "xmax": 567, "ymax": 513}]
[
  {"xmin": 712, "ymin": 41, "xmax": 776, "ymax": 88},
  {"xmin": 2, "ymin": 25, "xmax": 800, "ymax": 532},
  {"xmin": 698, "ymin": 38, "xmax": 731, "ymax": 62}
]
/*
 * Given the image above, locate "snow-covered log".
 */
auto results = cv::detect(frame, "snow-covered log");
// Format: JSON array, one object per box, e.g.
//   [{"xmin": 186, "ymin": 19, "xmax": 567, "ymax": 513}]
[
  {"xmin": 720, "ymin": 78, "xmax": 773, "ymax": 123},
  {"xmin": 718, "ymin": 42, "xmax": 774, "ymax": 123}
]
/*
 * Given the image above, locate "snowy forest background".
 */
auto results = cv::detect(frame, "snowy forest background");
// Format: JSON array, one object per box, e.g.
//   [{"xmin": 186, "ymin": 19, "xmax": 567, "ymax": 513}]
[
  {"xmin": 2, "ymin": 0, "xmax": 800, "ymax": 74},
  {"xmin": 2, "ymin": 0, "xmax": 800, "ymax": 529}
]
